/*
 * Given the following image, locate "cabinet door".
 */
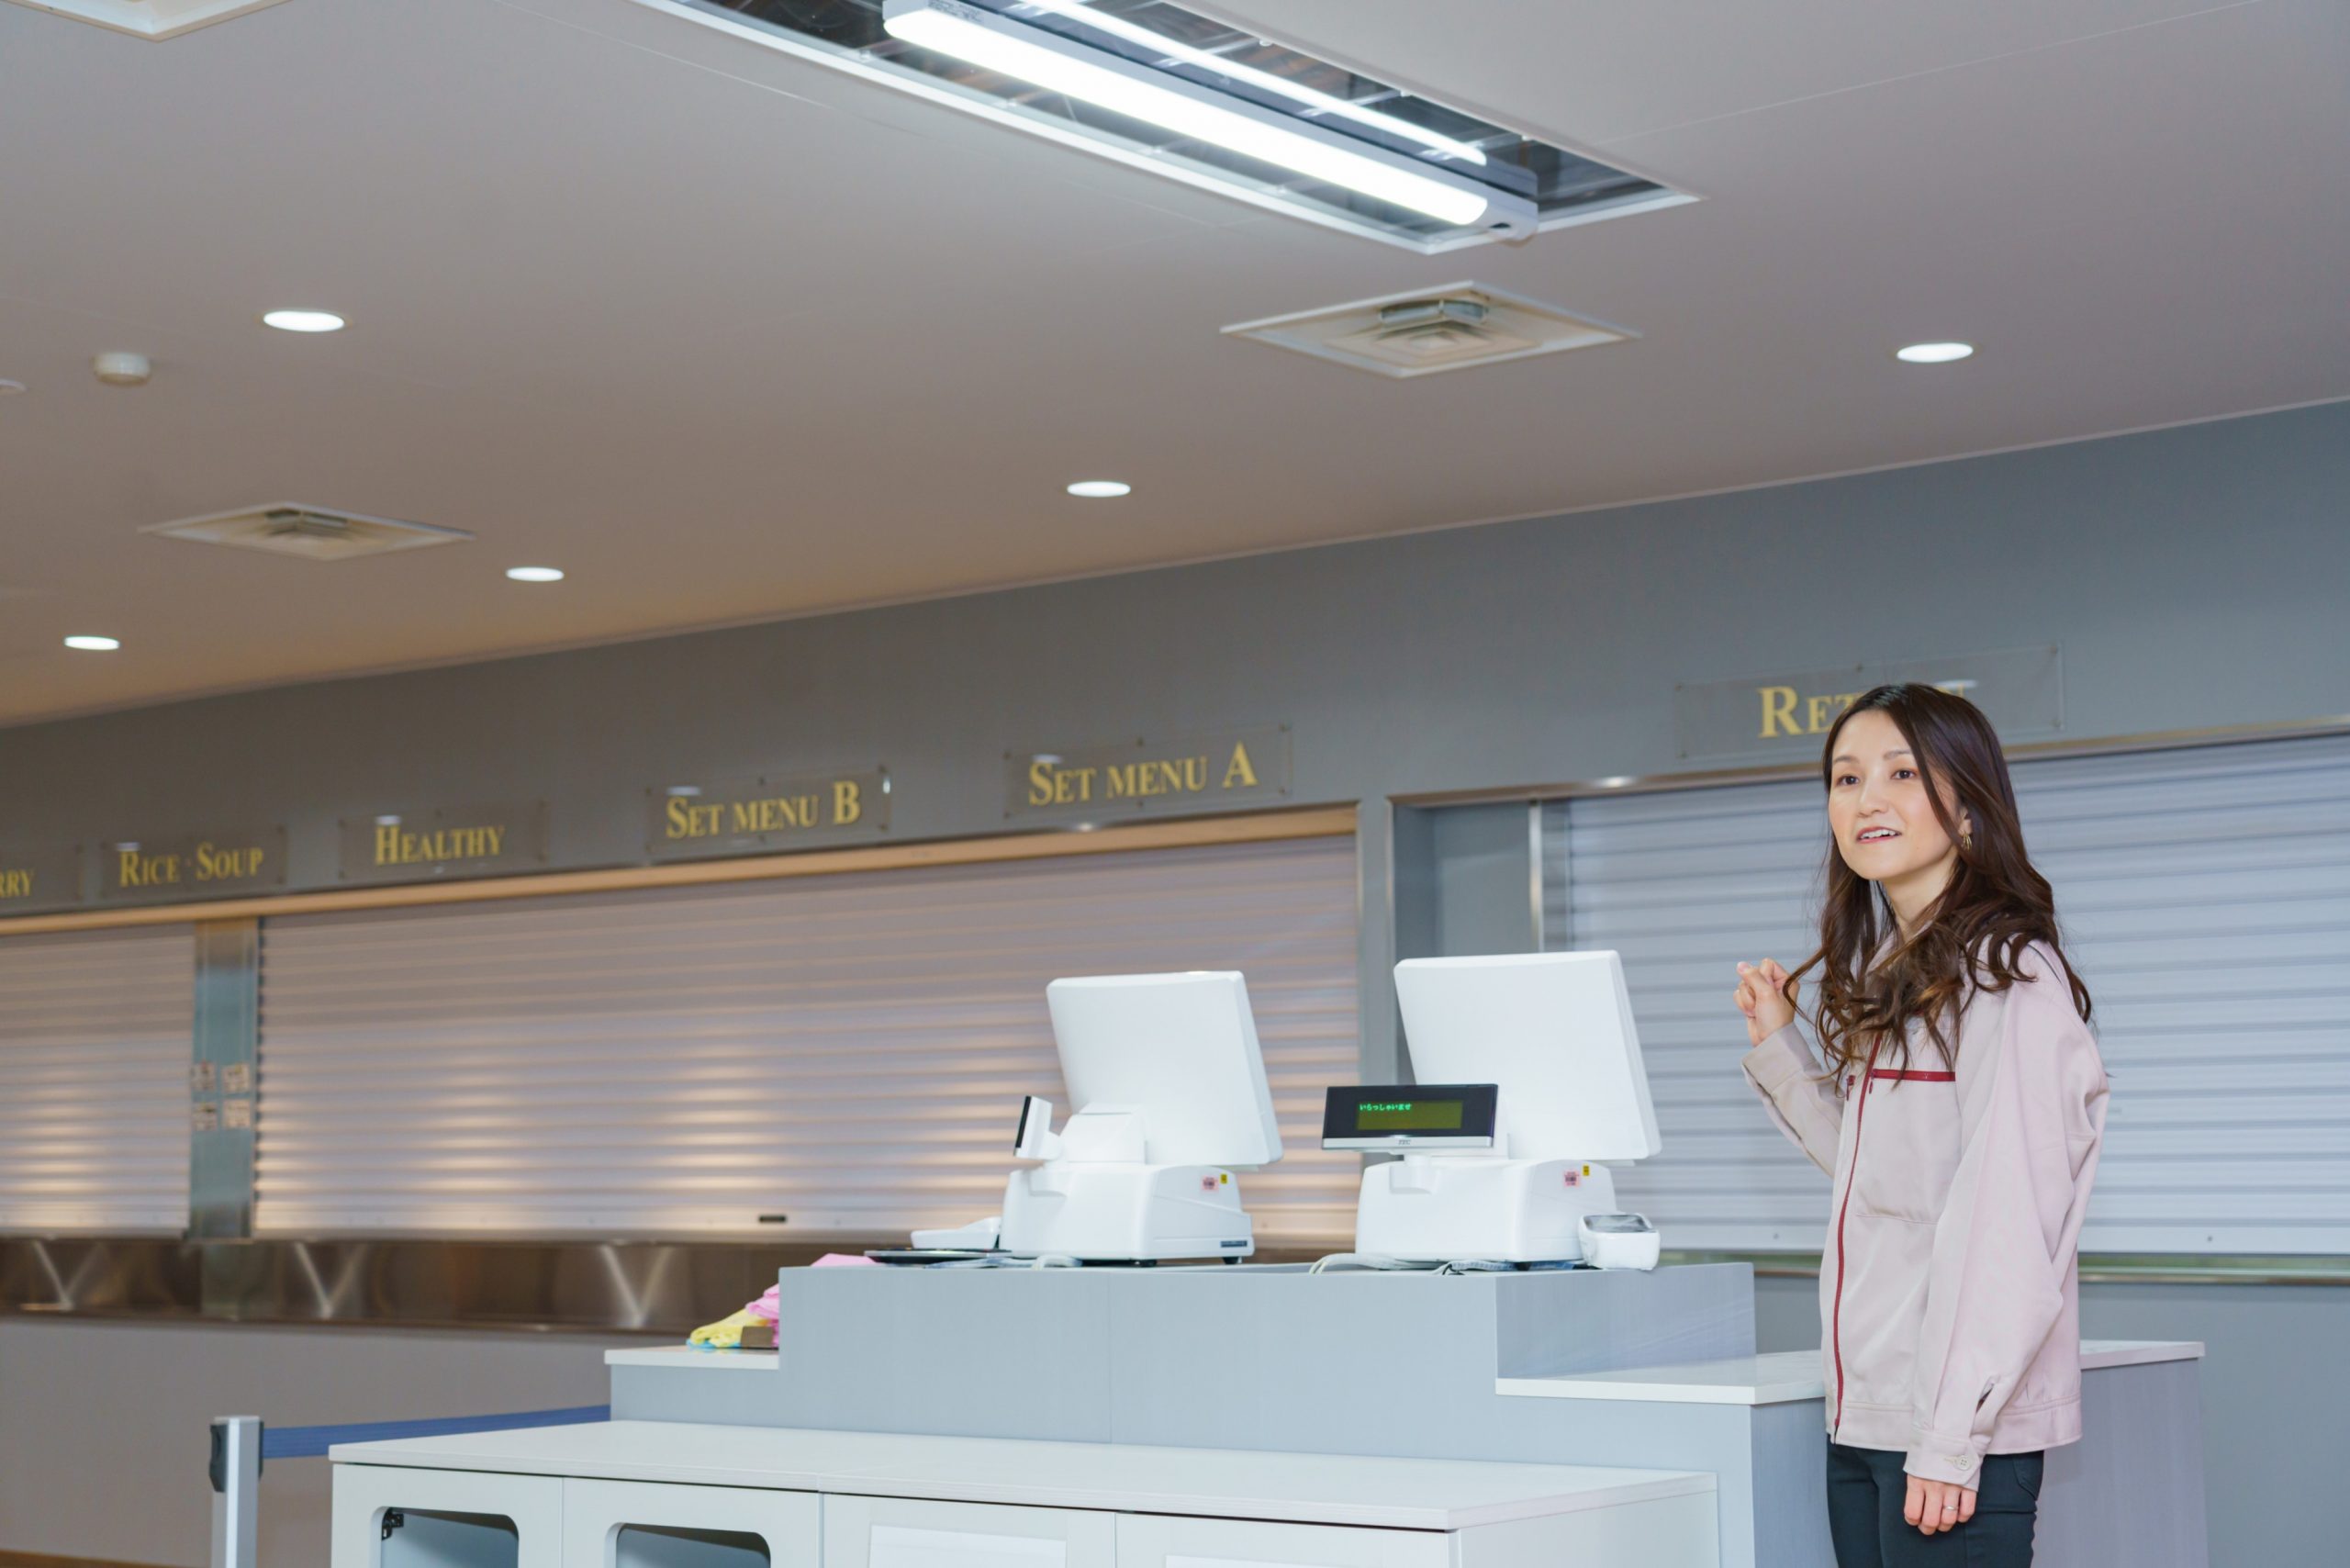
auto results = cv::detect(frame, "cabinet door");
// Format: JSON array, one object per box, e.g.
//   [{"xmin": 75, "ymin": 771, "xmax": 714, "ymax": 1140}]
[
  {"xmin": 330, "ymin": 1464, "xmax": 565, "ymax": 1568},
  {"xmin": 564, "ymin": 1478, "xmax": 821, "ymax": 1568},
  {"xmin": 822, "ymin": 1496, "xmax": 1116, "ymax": 1568},
  {"xmin": 1113, "ymin": 1514, "xmax": 1446, "ymax": 1568}
]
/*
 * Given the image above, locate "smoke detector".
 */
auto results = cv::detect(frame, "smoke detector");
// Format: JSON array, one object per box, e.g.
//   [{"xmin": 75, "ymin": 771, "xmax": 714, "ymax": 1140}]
[
  {"xmin": 1224, "ymin": 284, "xmax": 1633, "ymax": 378},
  {"xmin": 141, "ymin": 504, "xmax": 472, "ymax": 562},
  {"xmin": 2, "ymin": 1, "xmax": 292, "ymax": 39}
]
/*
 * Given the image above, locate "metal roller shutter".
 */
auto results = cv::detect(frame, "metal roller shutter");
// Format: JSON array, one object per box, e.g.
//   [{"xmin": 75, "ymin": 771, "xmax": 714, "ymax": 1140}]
[
  {"xmin": 254, "ymin": 834, "xmax": 1361, "ymax": 1244},
  {"xmin": 1545, "ymin": 731, "xmax": 2350, "ymax": 1256},
  {"xmin": 0, "ymin": 927, "xmax": 194, "ymax": 1234}
]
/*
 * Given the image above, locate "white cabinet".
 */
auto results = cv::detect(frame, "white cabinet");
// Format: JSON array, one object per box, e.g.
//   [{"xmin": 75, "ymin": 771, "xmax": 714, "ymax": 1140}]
[
  {"xmin": 1114, "ymin": 1514, "xmax": 1446, "ymax": 1568},
  {"xmin": 330, "ymin": 1465, "xmax": 565, "ymax": 1568},
  {"xmin": 564, "ymin": 1478, "xmax": 822, "ymax": 1568},
  {"xmin": 823, "ymin": 1496, "xmax": 1116, "ymax": 1568},
  {"xmin": 1117, "ymin": 1500, "xmax": 1717, "ymax": 1568}
]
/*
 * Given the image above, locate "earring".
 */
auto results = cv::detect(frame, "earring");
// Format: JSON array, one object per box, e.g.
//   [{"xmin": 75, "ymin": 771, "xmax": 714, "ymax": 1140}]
[{"xmin": 1960, "ymin": 828, "xmax": 1975, "ymax": 851}]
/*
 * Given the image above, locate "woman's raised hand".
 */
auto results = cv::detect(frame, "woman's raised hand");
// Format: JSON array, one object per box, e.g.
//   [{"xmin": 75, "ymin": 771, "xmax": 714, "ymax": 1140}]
[{"xmin": 1733, "ymin": 958, "xmax": 1796, "ymax": 1046}]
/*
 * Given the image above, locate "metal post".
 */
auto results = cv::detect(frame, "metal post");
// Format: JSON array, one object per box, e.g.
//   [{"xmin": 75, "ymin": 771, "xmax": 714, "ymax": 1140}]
[{"xmin": 209, "ymin": 1416, "xmax": 263, "ymax": 1568}]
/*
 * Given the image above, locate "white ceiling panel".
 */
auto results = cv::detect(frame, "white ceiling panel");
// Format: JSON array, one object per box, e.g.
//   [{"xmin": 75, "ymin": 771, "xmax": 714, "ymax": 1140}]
[{"xmin": 0, "ymin": 0, "xmax": 2344, "ymax": 722}]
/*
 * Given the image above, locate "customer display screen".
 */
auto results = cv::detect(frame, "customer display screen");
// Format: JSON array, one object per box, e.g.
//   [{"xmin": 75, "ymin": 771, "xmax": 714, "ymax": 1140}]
[
  {"xmin": 1321, "ymin": 1083, "xmax": 1498, "ymax": 1148},
  {"xmin": 1356, "ymin": 1099, "xmax": 1467, "ymax": 1131}
]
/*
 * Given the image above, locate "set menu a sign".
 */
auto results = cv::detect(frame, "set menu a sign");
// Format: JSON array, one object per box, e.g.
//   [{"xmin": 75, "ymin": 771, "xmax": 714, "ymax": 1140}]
[{"xmin": 1007, "ymin": 727, "xmax": 1291, "ymax": 823}]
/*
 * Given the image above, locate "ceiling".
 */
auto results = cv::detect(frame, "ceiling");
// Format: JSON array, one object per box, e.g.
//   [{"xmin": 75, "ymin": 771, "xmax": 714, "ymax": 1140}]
[{"xmin": 1, "ymin": 0, "xmax": 2344, "ymax": 726}]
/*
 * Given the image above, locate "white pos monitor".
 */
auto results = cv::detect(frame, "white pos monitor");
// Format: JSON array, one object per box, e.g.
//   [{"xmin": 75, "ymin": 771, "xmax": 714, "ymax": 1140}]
[
  {"xmin": 1046, "ymin": 971, "xmax": 1283, "ymax": 1168},
  {"xmin": 1348, "ymin": 951, "xmax": 1660, "ymax": 1263},
  {"xmin": 1393, "ymin": 951, "xmax": 1660, "ymax": 1162},
  {"xmin": 1000, "ymin": 970, "xmax": 1282, "ymax": 1261}
]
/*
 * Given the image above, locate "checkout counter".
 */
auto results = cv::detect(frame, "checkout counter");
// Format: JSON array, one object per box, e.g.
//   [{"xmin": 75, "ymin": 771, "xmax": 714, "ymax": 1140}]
[
  {"xmin": 329, "ymin": 1266, "xmax": 2205, "ymax": 1568},
  {"xmin": 326, "ymin": 961, "xmax": 2210, "ymax": 1568}
]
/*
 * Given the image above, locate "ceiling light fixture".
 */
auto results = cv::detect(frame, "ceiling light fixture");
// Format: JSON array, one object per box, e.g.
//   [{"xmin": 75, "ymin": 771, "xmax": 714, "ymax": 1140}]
[
  {"xmin": 505, "ymin": 566, "xmax": 565, "ymax": 583},
  {"xmin": 879, "ymin": 0, "xmax": 1531, "ymax": 234},
  {"xmin": 63, "ymin": 634, "xmax": 121, "ymax": 652},
  {"xmin": 1013, "ymin": 0, "xmax": 1486, "ymax": 166},
  {"xmin": 0, "ymin": 379, "xmax": 26, "ymax": 396},
  {"xmin": 93, "ymin": 353, "xmax": 152, "ymax": 386},
  {"xmin": 263, "ymin": 309, "xmax": 347, "ymax": 333},
  {"xmin": 1066, "ymin": 481, "xmax": 1131, "ymax": 498},
  {"xmin": 1895, "ymin": 341, "xmax": 1974, "ymax": 364}
]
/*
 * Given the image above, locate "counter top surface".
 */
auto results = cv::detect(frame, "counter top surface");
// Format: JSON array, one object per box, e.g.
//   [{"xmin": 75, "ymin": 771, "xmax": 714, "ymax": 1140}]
[
  {"xmin": 330, "ymin": 1419, "xmax": 1712, "ymax": 1529},
  {"xmin": 607, "ymin": 1346, "xmax": 778, "ymax": 1372},
  {"xmin": 1494, "ymin": 1339, "xmax": 2205, "ymax": 1405}
]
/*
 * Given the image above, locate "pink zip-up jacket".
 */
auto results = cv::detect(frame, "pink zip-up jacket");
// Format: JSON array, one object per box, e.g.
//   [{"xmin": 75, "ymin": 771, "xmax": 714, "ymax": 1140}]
[{"xmin": 1742, "ymin": 940, "xmax": 2109, "ymax": 1485}]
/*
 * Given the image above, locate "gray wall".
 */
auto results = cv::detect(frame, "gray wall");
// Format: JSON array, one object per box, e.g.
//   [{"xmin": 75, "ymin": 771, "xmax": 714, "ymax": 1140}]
[
  {"xmin": 0, "ymin": 1318, "xmax": 633, "ymax": 1568},
  {"xmin": 5, "ymin": 403, "xmax": 2349, "ymax": 1566},
  {"xmin": 11, "ymin": 401, "xmax": 2349, "ymax": 847},
  {"xmin": 8, "ymin": 400, "xmax": 2347, "ymax": 1082}
]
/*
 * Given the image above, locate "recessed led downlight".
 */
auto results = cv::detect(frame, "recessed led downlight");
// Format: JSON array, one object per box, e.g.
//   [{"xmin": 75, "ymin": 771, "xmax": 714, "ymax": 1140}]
[
  {"xmin": 505, "ymin": 566, "xmax": 565, "ymax": 583},
  {"xmin": 0, "ymin": 379, "xmax": 26, "ymax": 396},
  {"xmin": 263, "ymin": 309, "xmax": 347, "ymax": 333},
  {"xmin": 1896, "ymin": 342, "xmax": 1975, "ymax": 364},
  {"xmin": 1067, "ymin": 481, "xmax": 1132, "ymax": 498},
  {"xmin": 63, "ymin": 634, "xmax": 121, "ymax": 652}
]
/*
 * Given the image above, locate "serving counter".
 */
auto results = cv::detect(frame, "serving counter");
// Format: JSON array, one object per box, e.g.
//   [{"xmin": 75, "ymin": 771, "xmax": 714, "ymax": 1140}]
[{"xmin": 330, "ymin": 1265, "xmax": 2207, "ymax": 1568}]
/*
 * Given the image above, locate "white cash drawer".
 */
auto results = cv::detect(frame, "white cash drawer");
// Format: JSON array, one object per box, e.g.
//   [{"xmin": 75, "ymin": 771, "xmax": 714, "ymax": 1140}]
[
  {"xmin": 822, "ymin": 1496, "xmax": 1117, "ymax": 1568},
  {"xmin": 1114, "ymin": 1513, "xmax": 1448, "ymax": 1568}
]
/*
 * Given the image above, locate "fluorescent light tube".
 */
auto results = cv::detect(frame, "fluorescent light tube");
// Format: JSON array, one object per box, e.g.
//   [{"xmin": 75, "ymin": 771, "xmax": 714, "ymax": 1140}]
[
  {"xmin": 1014, "ymin": 0, "xmax": 1487, "ymax": 165},
  {"xmin": 881, "ymin": 0, "xmax": 1530, "ymax": 233}
]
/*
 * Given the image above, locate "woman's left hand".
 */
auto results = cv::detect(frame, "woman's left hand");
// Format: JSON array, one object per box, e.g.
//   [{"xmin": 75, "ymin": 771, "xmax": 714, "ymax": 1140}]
[{"xmin": 1904, "ymin": 1475, "xmax": 1976, "ymax": 1535}]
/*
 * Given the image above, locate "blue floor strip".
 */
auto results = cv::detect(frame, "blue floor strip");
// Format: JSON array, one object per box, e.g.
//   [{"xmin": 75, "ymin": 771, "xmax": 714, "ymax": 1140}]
[{"xmin": 260, "ymin": 1405, "xmax": 610, "ymax": 1461}]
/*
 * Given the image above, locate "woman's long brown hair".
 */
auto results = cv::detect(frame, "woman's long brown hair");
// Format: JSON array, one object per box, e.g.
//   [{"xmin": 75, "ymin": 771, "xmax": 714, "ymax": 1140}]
[{"xmin": 1788, "ymin": 684, "xmax": 2091, "ymax": 1073}]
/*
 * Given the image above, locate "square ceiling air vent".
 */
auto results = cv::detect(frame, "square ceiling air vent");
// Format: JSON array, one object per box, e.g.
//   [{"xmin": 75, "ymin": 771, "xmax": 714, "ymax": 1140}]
[
  {"xmin": 141, "ymin": 504, "xmax": 472, "ymax": 562},
  {"xmin": 3, "ymin": 1, "xmax": 291, "ymax": 39},
  {"xmin": 1224, "ymin": 284, "xmax": 1634, "ymax": 378}
]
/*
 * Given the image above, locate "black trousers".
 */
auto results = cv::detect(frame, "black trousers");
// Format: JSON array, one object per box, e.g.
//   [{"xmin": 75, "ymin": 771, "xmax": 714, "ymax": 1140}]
[{"xmin": 1826, "ymin": 1442, "xmax": 2042, "ymax": 1568}]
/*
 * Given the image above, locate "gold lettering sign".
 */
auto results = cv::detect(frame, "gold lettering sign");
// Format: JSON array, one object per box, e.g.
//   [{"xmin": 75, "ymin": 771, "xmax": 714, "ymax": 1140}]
[
  {"xmin": 97, "ymin": 830, "xmax": 285, "ymax": 903},
  {"xmin": 1676, "ymin": 648, "xmax": 2064, "ymax": 761},
  {"xmin": 645, "ymin": 769, "xmax": 890, "ymax": 861},
  {"xmin": 340, "ymin": 802, "xmax": 547, "ymax": 884},
  {"xmin": 0, "ymin": 847, "xmax": 82, "ymax": 909},
  {"xmin": 372, "ymin": 822, "xmax": 508, "ymax": 867},
  {"xmin": 1754, "ymin": 681, "xmax": 1979, "ymax": 741},
  {"xmin": 1009, "ymin": 728, "xmax": 1291, "ymax": 821}
]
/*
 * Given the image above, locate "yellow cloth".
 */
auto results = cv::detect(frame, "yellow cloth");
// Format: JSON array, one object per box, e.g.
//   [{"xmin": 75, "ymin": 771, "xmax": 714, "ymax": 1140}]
[{"xmin": 688, "ymin": 1307, "xmax": 763, "ymax": 1349}]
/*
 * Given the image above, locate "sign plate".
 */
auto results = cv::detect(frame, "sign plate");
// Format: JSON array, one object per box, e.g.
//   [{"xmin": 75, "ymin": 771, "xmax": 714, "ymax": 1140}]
[
  {"xmin": 1674, "ymin": 647, "xmax": 2063, "ymax": 761},
  {"xmin": 0, "ymin": 845, "xmax": 84, "ymax": 912},
  {"xmin": 647, "ymin": 767, "xmax": 890, "ymax": 859},
  {"xmin": 98, "ymin": 829, "xmax": 286, "ymax": 903},
  {"xmin": 1007, "ymin": 726, "xmax": 1291, "ymax": 823},
  {"xmin": 340, "ymin": 801, "xmax": 549, "ymax": 883}
]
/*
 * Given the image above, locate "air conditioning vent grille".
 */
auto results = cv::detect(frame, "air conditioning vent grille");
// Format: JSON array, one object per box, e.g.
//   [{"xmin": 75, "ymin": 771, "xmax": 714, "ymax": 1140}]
[
  {"xmin": 0, "ymin": 1, "xmax": 292, "ymax": 41},
  {"xmin": 140, "ymin": 505, "xmax": 473, "ymax": 562},
  {"xmin": 1224, "ymin": 284, "xmax": 1633, "ymax": 379}
]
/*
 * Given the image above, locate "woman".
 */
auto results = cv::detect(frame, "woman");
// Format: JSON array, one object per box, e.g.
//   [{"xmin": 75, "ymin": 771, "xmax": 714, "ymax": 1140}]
[{"xmin": 1732, "ymin": 684, "xmax": 2109, "ymax": 1567}]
